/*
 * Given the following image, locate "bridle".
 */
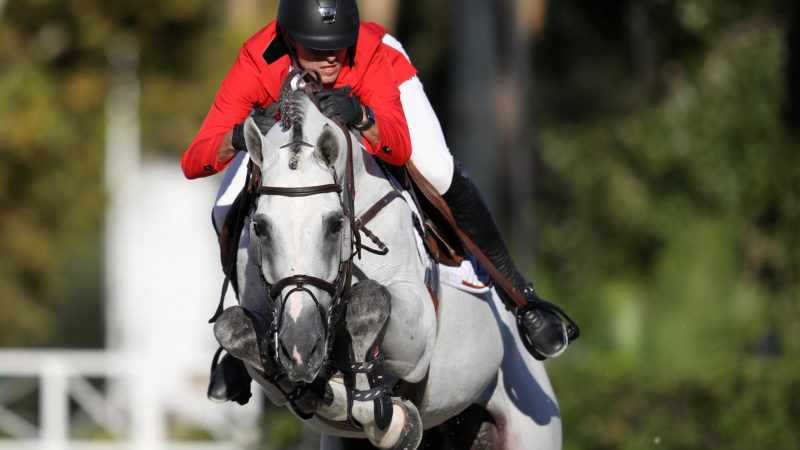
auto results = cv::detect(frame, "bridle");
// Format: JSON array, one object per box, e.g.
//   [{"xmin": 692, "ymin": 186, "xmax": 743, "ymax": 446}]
[
  {"xmin": 253, "ymin": 168, "xmax": 355, "ymax": 350},
  {"xmin": 250, "ymin": 69, "xmax": 359, "ymax": 353}
]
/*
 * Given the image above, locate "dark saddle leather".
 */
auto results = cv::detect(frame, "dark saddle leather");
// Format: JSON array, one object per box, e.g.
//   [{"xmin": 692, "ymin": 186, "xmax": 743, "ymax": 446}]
[{"xmin": 381, "ymin": 163, "xmax": 465, "ymax": 268}]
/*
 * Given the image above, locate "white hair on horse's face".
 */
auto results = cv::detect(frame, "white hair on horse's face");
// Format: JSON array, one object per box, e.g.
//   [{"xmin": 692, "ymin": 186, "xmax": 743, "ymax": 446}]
[{"xmin": 252, "ymin": 91, "xmax": 348, "ymax": 383}]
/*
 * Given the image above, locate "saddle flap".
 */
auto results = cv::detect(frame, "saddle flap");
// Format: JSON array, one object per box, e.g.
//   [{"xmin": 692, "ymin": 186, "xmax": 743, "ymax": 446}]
[
  {"xmin": 393, "ymin": 163, "xmax": 464, "ymax": 267},
  {"xmin": 423, "ymin": 218, "xmax": 463, "ymax": 267}
]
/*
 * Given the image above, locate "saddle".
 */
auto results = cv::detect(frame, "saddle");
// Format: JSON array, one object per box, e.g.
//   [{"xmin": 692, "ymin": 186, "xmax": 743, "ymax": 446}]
[{"xmin": 382, "ymin": 163, "xmax": 465, "ymax": 268}]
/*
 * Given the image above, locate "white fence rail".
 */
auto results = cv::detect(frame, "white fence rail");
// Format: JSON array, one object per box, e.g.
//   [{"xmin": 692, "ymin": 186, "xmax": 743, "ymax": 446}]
[{"xmin": 0, "ymin": 349, "xmax": 260, "ymax": 450}]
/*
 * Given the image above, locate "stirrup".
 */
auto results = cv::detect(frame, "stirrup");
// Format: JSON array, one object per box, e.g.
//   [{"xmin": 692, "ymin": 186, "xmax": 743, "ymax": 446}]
[{"xmin": 516, "ymin": 298, "xmax": 580, "ymax": 360}]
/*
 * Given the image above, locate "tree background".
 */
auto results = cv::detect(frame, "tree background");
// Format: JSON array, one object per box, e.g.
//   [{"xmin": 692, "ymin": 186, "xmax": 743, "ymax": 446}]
[{"xmin": 1, "ymin": 0, "xmax": 798, "ymax": 448}]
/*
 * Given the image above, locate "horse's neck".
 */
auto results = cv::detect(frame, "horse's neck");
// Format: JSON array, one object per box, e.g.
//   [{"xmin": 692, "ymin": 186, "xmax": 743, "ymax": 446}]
[{"xmin": 351, "ymin": 145, "xmax": 394, "ymax": 214}]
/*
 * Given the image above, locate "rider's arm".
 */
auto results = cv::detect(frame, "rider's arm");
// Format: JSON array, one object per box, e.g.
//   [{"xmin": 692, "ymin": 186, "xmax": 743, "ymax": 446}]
[
  {"xmin": 356, "ymin": 109, "xmax": 379, "ymax": 146},
  {"xmin": 181, "ymin": 45, "xmax": 268, "ymax": 179},
  {"xmin": 350, "ymin": 45, "xmax": 412, "ymax": 166}
]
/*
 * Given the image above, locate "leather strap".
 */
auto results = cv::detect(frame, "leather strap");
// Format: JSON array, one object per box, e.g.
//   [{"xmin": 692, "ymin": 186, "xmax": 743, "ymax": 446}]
[
  {"xmin": 405, "ymin": 161, "xmax": 528, "ymax": 310},
  {"xmin": 357, "ymin": 190, "xmax": 402, "ymax": 226},
  {"xmin": 257, "ymin": 184, "xmax": 341, "ymax": 197}
]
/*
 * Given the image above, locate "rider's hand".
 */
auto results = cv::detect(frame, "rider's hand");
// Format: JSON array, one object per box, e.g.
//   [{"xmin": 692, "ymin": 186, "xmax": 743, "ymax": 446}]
[
  {"xmin": 315, "ymin": 87, "xmax": 365, "ymax": 126},
  {"xmin": 231, "ymin": 104, "xmax": 279, "ymax": 151}
]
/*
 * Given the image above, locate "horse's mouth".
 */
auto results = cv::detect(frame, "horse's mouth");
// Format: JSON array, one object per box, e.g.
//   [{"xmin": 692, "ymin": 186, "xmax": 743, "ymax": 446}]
[
  {"xmin": 285, "ymin": 367, "xmax": 318, "ymax": 384},
  {"xmin": 277, "ymin": 337, "xmax": 325, "ymax": 383},
  {"xmin": 280, "ymin": 355, "xmax": 323, "ymax": 383}
]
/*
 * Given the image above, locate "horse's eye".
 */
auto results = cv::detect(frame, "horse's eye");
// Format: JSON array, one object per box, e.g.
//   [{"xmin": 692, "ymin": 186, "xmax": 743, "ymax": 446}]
[
  {"xmin": 253, "ymin": 216, "xmax": 270, "ymax": 238},
  {"xmin": 327, "ymin": 216, "xmax": 344, "ymax": 236}
]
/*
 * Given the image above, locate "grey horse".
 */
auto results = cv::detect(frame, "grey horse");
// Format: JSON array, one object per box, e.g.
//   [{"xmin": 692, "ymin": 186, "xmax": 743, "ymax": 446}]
[{"xmin": 213, "ymin": 85, "xmax": 562, "ymax": 449}]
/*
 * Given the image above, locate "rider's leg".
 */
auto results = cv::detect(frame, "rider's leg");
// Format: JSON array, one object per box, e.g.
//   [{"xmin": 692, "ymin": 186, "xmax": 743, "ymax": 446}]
[
  {"xmin": 207, "ymin": 151, "xmax": 252, "ymax": 402},
  {"xmin": 441, "ymin": 164, "xmax": 570, "ymax": 359},
  {"xmin": 211, "ymin": 151, "xmax": 250, "ymax": 236},
  {"xmin": 207, "ymin": 351, "xmax": 252, "ymax": 405},
  {"xmin": 396, "ymin": 68, "xmax": 572, "ymax": 359}
]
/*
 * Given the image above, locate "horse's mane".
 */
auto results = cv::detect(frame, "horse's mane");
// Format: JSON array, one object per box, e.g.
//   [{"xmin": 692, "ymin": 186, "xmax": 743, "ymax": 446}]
[
  {"xmin": 279, "ymin": 85, "xmax": 307, "ymax": 133},
  {"xmin": 276, "ymin": 70, "xmax": 332, "ymax": 170},
  {"xmin": 278, "ymin": 86, "xmax": 308, "ymax": 170}
]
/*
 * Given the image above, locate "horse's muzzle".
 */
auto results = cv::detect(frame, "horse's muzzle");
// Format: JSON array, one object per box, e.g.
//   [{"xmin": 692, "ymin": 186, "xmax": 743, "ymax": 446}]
[{"xmin": 276, "ymin": 330, "xmax": 326, "ymax": 384}]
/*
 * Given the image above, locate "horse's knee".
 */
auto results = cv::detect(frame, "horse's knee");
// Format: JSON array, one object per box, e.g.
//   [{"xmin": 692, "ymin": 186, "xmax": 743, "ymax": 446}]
[
  {"xmin": 348, "ymin": 280, "xmax": 391, "ymax": 321},
  {"xmin": 380, "ymin": 284, "xmax": 436, "ymax": 382},
  {"xmin": 213, "ymin": 305, "xmax": 270, "ymax": 371},
  {"xmin": 345, "ymin": 280, "xmax": 391, "ymax": 344}
]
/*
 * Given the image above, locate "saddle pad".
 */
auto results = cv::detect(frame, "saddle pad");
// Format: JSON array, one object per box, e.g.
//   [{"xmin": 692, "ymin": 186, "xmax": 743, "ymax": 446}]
[{"xmin": 439, "ymin": 254, "xmax": 491, "ymax": 294}]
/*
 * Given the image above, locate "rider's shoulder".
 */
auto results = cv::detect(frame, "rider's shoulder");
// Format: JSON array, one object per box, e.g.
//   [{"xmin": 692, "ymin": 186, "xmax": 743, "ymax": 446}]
[
  {"xmin": 353, "ymin": 22, "xmax": 389, "ymax": 57},
  {"xmin": 242, "ymin": 20, "xmax": 281, "ymax": 54},
  {"xmin": 359, "ymin": 22, "xmax": 388, "ymax": 40},
  {"xmin": 238, "ymin": 20, "xmax": 293, "ymax": 74}
]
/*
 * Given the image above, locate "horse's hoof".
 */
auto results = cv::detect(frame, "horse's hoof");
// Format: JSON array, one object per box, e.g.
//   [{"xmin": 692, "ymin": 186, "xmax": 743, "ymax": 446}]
[
  {"xmin": 213, "ymin": 305, "xmax": 269, "ymax": 370},
  {"xmin": 391, "ymin": 398, "xmax": 422, "ymax": 450}
]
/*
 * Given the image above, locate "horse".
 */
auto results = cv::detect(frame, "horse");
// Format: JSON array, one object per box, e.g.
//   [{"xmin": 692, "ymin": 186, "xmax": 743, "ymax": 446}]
[{"xmin": 211, "ymin": 76, "xmax": 563, "ymax": 449}]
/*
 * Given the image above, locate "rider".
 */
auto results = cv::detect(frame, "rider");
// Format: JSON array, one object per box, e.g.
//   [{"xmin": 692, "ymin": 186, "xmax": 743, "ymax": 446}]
[{"xmin": 182, "ymin": 0, "xmax": 575, "ymax": 403}]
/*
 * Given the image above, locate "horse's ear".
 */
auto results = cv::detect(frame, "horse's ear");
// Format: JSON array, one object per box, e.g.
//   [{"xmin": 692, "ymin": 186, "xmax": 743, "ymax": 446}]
[
  {"xmin": 244, "ymin": 116, "xmax": 266, "ymax": 167},
  {"xmin": 313, "ymin": 124, "xmax": 340, "ymax": 168}
]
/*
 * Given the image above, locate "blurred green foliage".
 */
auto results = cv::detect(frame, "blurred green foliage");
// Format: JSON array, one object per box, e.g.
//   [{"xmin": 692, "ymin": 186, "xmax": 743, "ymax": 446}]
[
  {"xmin": 1, "ymin": 0, "xmax": 106, "ymax": 345},
  {"xmin": 533, "ymin": 0, "xmax": 800, "ymax": 448},
  {"xmin": 0, "ymin": 0, "xmax": 277, "ymax": 346}
]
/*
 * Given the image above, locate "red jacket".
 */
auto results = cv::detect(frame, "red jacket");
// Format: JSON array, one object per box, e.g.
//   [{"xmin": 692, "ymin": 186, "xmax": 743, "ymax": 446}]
[{"xmin": 181, "ymin": 21, "xmax": 417, "ymax": 179}]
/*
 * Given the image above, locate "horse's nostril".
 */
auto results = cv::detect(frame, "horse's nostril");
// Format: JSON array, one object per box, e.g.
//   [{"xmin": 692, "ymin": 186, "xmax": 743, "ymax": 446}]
[
  {"xmin": 310, "ymin": 340, "xmax": 319, "ymax": 357},
  {"xmin": 280, "ymin": 341, "xmax": 291, "ymax": 361}
]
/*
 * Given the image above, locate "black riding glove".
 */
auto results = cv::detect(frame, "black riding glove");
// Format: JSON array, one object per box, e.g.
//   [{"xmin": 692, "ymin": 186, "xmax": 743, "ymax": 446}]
[
  {"xmin": 231, "ymin": 104, "xmax": 280, "ymax": 151},
  {"xmin": 315, "ymin": 87, "xmax": 365, "ymax": 126}
]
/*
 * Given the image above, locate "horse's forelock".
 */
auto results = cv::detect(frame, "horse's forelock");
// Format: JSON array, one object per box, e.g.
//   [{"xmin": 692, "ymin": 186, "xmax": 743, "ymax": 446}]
[
  {"xmin": 279, "ymin": 87, "xmax": 312, "ymax": 170},
  {"xmin": 279, "ymin": 87, "xmax": 307, "ymax": 132}
]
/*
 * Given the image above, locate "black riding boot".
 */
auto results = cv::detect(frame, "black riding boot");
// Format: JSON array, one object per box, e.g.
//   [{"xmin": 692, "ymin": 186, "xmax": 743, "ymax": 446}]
[
  {"xmin": 207, "ymin": 349, "xmax": 252, "ymax": 405},
  {"xmin": 441, "ymin": 163, "xmax": 578, "ymax": 360}
]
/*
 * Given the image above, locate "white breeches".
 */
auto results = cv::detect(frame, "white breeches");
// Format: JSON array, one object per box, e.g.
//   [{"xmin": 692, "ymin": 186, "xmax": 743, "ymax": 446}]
[
  {"xmin": 212, "ymin": 36, "xmax": 454, "ymax": 234},
  {"xmin": 381, "ymin": 33, "xmax": 455, "ymax": 195}
]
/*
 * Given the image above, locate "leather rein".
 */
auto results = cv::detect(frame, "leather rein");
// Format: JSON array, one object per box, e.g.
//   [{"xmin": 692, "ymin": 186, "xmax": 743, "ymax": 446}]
[{"xmin": 249, "ymin": 69, "xmax": 402, "ymax": 351}]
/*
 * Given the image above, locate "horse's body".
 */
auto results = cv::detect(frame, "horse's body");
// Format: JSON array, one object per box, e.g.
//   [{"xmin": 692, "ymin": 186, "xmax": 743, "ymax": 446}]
[{"xmin": 216, "ymin": 83, "xmax": 561, "ymax": 449}]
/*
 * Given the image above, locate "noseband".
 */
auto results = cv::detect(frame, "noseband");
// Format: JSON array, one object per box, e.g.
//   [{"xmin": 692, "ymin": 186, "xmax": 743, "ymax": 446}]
[
  {"xmin": 250, "ymin": 70, "xmax": 359, "ymax": 351},
  {"xmin": 254, "ymin": 169, "xmax": 355, "ymax": 345}
]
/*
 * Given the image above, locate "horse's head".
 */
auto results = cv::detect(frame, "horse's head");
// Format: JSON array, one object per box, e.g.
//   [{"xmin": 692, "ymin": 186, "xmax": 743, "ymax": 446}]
[{"xmin": 242, "ymin": 89, "xmax": 352, "ymax": 383}]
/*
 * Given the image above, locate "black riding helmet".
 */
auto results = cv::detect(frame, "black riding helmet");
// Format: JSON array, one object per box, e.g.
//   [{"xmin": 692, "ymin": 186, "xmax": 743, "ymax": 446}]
[{"xmin": 277, "ymin": 0, "xmax": 360, "ymax": 51}]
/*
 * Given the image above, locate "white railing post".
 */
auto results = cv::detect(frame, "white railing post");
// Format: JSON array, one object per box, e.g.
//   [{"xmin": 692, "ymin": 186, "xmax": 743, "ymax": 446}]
[{"xmin": 40, "ymin": 357, "xmax": 68, "ymax": 450}]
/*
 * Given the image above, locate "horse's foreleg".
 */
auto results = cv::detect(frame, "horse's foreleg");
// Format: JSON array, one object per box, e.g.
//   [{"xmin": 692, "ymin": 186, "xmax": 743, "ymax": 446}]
[
  {"xmin": 339, "ymin": 280, "xmax": 423, "ymax": 449},
  {"xmin": 379, "ymin": 278, "xmax": 437, "ymax": 384},
  {"xmin": 211, "ymin": 304, "xmax": 384, "ymax": 437},
  {"xmin": 213, "ymin": 289, "xmax": 422, "ymax": 447}
]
